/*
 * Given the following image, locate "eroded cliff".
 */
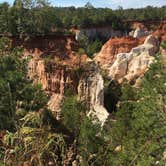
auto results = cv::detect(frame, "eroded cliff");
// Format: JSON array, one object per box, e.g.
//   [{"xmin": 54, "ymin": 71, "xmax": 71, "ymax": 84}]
[
  {"xmin": 12, "ymin": 23, "xmax": 166, "ymax": 124},
  {"xmin": 108, "ymin": 35, "xmax": 159, "ymax": 82},
  {"xmin": 77, "ymin": 61, "xmax": 109, "ymax": 125},
  {"xmin": 94, "ymin": 23, "xmax": 166, "ymax": 84},
  {"xmin": 95, "ymin": 36, "xmax": 145, "ymax": 69},
  {"xmin": 20, "ymin": 35, "xmax": 109, "ymax": 123}
]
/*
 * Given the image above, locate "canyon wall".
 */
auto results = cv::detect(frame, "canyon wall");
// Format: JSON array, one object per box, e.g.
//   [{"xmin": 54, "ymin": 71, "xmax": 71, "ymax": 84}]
[
  {"xmin": 28, "ymin": 58, "xmax": 76, "ymax": 118},
  {"xmin": 77, "ymin": 61, "xmax": 109, "ymax": 125},
  {"xmin": 13, "ymin": 22, "xmax": 166, "ymax": 124},
  {"xmin": 94, "ymin": 22, "xmax": 166, "ymax": 85},
  {"xmin": 20, "ymin": 35, "xmax": 109, "ymax": 123},
  {"xmin": 28, "ymin": 57, "xmax": 109, "ymax": 123},
  {"xmin": 95, "ymin": 36, "xmax": 145, "ymax": 69},
  {"xmin": 109, "ymin": 35, "xmax": 159, "ymax": 82},
  {"xmin": 12, "ymin": 35, "xmax": 79, "ymax": 58},
  {"xmin": 75, "ymin": 26, "xmax": 124, "ymax": 40},
  {"xmin": 95, "ymin": 35, "xmax": 159, "ymax": 84}
]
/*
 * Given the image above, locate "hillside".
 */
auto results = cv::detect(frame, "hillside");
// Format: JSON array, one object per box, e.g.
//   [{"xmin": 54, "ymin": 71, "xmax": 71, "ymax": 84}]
[{"xmin": 0, "ymin": 1, "xmax": 166, "ymax": 166}]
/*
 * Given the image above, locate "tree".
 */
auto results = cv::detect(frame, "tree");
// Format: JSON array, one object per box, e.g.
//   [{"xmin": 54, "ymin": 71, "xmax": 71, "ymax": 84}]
[
  {"xmin": 78, "ymin": 117, "xmax": 103, "ymax": 165},
  {"xmin": 61, "ymin": 95, "xmax": 83, "ymax": 135},
  {"xmin": 84, "ymin": 2, "xmax": 94, "ymax": 9},
  {"xmin": 161, "ymin": 40, "xmax": 166, "ymax": 50},
  {"xmin": 0, "ymin": 2, "xmax": 9, "ymax": 34},
  {"xmin": 0, "ymin": 38, "xmax": 48, "ymax": 131},
  {"xmin": 14, "ymin": 0, "xmax": 50, "ymax": 9},
  {"xmin": 103, "ymin": 55, "xmax": 166, "ymax": 165}
]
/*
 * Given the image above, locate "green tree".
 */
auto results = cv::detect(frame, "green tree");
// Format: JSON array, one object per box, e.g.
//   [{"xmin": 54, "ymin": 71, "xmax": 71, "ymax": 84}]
[
  {"xmin": 61, "ymin": 95, "xmax": 83, "ymax": 135},
  {"xmin": 161, "ymin": 40, "xmax": 166, "ymax": 50},
  {"xmin": 0, "ymin": 38, "xmax": 48, "ymax": 131},
  {"xmin": 103, "ymin": 55, "xmax": 166, "ymax": 165},
  {"xmin": 84, "ymin": 2, "xmax": 94, "ymax": 9},
  {"xmin": 0, "ymin": 2, "xmax": 9, "ymax": 34}
]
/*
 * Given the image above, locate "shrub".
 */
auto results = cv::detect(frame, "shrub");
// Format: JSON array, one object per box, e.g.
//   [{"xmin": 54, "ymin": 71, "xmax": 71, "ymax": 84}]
[{"xmin": 161, "ymin": 40, "xmax": 166, "ymax": 50}]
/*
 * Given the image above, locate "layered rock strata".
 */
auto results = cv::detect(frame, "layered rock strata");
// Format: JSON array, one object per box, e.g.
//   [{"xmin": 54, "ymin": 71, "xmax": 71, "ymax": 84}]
[
  {"xmin": 74, "ymin": 26, "xmax": 123, "ymax": 41},
  {"xmin": 77, "ymin": 61, "xmax": 109, "ymax": 125},
  {"xmin": 28, "ymin": 54, "xmax": 109, "ymax": 123},
  {"xmin": 129, "ymin": 27, "xmax": 150, "ymax": 38},
  {"xmin": 95, "ymin": 36, "xmax": 145, "ymax": 69},
  {"xmin": 108, "ymin": 35, "xmax": 159, "ymax": 82}
]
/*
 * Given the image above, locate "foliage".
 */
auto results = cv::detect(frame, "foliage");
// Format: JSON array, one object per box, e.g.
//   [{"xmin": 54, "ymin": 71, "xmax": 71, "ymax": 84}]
[
  {"xmin": 61, "ymin": 95, "xmax": 84, "ymax": 135},
  {"xmin": 77, "ymin": 34, "xmax": 105, "ymax": 57},
  {"xmin": 0, "ymin": 36, "xmax": 11, "ymax": 54},
  {"xmin": 0, "ymin": 37, "xmax": 67, "ymax": 166},
  {"xmin": 0, "ymin": 1, "xmax": 166, "ymax": 38},
  {"xmin": 78, "ymin": 117, "xmax": 103, "ymax": 165},
  {"xmin": 61, "ymin": 95, "xmax": 105, "ymax": 165},
  {"xmin": 161, "ymin": 40, "xmax": 166, "ymax": 50},
  {"xmin": 102, "ymin": 55, "xmax": 166, "ymax": 165},
  {"xmin": 86, "ymin": 38, "xmax": 103, "ymax": 57},
  {"xmin": 115, "ymin": 5, "xmax": 166, "ymax": 21},
  {"xmin": 77, "ymin": 48, "xmax": 86, "ymax": 55},
  {"xmin": 0, "ymin": 1, "xmax": 122, "ymax": 36},
  {"xmin": 2, "ymin": 111, "xmax": 67, "ymax": 166},
  {"xmin": 0, "ymin": 37, "xmax": 48, "ymax": 131},
  {"xmin": 0, "ymin": 1, "xmax": 166, "ymax": 37},
  {"xmin": 0, "ymin": 7, "xmax": 166, "ymax": 163}
]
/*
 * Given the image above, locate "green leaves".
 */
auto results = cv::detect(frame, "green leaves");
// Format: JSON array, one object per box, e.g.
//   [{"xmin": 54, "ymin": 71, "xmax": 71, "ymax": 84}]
[
  {"xmin": 106, "ymin": 55, "xmax": 166, "ymax": 165},
  {"xmin": 61, "ymin": 95, "xmax": 84, "ymax": 134},
  {"xmin": 0, "ymin": 38, "xmax": 48, "ymax": 131},
  {"xmin": 161, "ymin": 40, "xmax": 166, "ymax": 50},
  {"xmin": 77, "ymin": 34, "xmax": 105, "ymax": 58}
]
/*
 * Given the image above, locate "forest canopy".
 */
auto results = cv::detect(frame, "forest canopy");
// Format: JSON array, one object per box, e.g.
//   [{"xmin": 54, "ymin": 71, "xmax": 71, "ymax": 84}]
[{"xmin": 0, "ymin": 0, "xmax": 166, "ymax": 36}]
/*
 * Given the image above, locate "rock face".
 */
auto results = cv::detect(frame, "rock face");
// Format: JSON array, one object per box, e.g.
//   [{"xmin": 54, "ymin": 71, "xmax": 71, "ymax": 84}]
[
  {"xmin": 22, "ymin": 34, "xmax": 109, "ymax": 123},
  {"xmin": 153, "ymin": 23, "xmax": 166, "ymax": 41},
  {"xmin": 28, "ymin": 58, "xmax": 76, "ymax": 118},
  {"xmin": 109, "ymin": 35, "xmax": 159, "ymax": 82},
  {"xmin": 95, "ymin": 36, "xmax": 144, "ymax": 69},
  {"xmin": 12, "ymin": 35, "xmax": 79, "ymax": 60},
  {"xmin": 75, "ymin": 26, "xmax": 123, "ymax": 41},
  {"xmin": 28, "ymin": 58, "xmax": 109, "ymax": 123},
  {"xmin": 77, "ymin": 61, "xmax": 109, "ymax": 125},
  {"xmin": 129, "ymin": 27, "xmax": 150, "ymax": 38}
]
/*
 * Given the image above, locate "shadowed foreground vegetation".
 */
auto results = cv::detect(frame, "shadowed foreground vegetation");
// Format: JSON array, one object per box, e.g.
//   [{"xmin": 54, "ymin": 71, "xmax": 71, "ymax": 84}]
[{"xmin": 0, "ymin": 37, "xmax": 165, "ymax": 165}]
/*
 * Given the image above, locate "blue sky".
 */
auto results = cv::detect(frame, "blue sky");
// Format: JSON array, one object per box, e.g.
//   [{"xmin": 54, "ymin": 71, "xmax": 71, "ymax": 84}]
[{"xmin": 0, "ymin": 0, "xmax": 166, "ymax": 9}]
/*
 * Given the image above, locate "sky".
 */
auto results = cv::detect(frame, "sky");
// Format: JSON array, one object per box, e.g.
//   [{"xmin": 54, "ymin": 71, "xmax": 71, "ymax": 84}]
[{"xmin": 0, "ymin": 0, "xmax": 166, "ymax": 9}]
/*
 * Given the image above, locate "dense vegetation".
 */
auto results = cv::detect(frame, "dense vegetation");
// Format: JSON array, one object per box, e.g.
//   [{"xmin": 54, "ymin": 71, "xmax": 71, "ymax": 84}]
[
  {"xmin": 115, "ymin": 5, "xmax": 166, "ymax": 21},
  {"xmin": 77, "ymin": 34, "xmax": 104, "ymax": 57},
  {"xmin": 0, "ymin": 37, "xmax": 104, "ymax": 165},
  {"xmin": 161, "ymin": 40, "xmax": 166, "ymax": 50},
  {"xmin": 0, "ymin": 0, "xmax": 166, "ymax": 37},
  {"xmin": 0, "ymin": 37, "xmax": 165, "ymax": 165},
  {"xmin": 0, "ymin": 0, "xmax": 122, "ymax": 37},
  {"xmin": 0, "ymin": 37, "xmax": 48, "ymax": 131},
  {"xmin": 0, "ymin": 1, "xmax": 166, "ymax": 165},
  {"xmin": 103, "ymin": 55, "xmax": 166, "ymax": 165}
]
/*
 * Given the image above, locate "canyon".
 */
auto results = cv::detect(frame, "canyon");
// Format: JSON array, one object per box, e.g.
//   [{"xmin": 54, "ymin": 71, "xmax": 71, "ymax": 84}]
[
  {"xmin": 1, "ymin": 3, "xmax": 166, "ymax": 165},
  {"xmin": 12, "ymin": 21, "xmax": 166, "ymax": 124}
]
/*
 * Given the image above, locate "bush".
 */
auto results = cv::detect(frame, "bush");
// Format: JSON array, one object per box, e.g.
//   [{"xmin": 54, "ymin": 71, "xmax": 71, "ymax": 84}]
[
  {"xmin": 161, "ymin": 40, "xmax": 166, "ymax": 50},
  {"xmin": 0, "ymin": 38, "xmax": 48, "ymax": 131},
  {"xmin": 103, "ymin": 55, "xmax": 166, "ymax": 165},
  {"xmin": 77, "ymin": 48, "xmax": 86, "ymax": 55},
  {"xmin": 86, "ymin": 39, "xmax": 103, "ymax": 57}
]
